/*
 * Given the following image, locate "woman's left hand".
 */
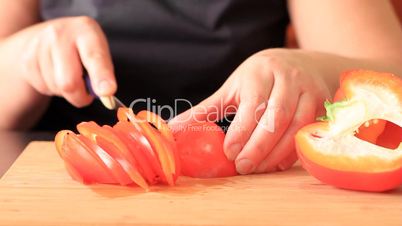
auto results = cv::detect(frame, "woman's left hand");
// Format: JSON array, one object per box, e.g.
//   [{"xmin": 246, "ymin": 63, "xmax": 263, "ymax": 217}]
[{"xmin": 170, "ymin": 48, "xmax": 332, "ymax": 174}]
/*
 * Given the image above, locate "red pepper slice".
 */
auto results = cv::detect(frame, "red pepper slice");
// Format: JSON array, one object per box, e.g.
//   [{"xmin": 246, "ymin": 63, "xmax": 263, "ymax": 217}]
[
  {"xmin": 55, "ymin": 130, "xmax": 116, "ymax": 184},
  {"xmin": 113, "ymin": 121, "xmax": 167, "ymax": 184},
  {"xmin": 136, "ymin": 110, "xmax": 181, "ymax": 179},
  {"xmin": 78, "ymin": 135, "xmax": 132, "ymax": 185},
  {"xmin": 77, "ymin": 122, "xmax": 149, "ymax": 190},
  {"xmin": 111, "ymin": 123, "xmax": 159, "ymax": 185},
  {"xmin": 117, "ymin": 108, "xmax": 176, "ymax": 185}
]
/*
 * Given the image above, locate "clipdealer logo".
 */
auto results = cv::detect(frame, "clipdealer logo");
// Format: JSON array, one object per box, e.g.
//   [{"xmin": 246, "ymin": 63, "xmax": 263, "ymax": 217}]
[{"xmin": 128, "ymin": 98, "xmax": 276, "ymax": 133}]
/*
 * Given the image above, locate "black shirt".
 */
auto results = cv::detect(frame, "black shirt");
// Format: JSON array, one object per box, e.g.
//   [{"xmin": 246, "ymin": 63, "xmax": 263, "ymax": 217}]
[{"xmin": 35, "ymin": 0, "xmax": 289, "ymax": 131}]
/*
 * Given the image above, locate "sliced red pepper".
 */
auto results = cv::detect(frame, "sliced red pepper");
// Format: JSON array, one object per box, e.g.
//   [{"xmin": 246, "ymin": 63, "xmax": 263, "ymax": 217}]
[
  {"xmin": 78, "ymin": 135, "xmax": 132, "ymax": 185},
  {"xmin": 111, "ymin": 124, "xmax": 158, "ymax": 185},
  {"xmin": 136, "ymin": 122, "xmax": 176, "ymax": 185},
  {"xmin": 117, "ymin": 108, "xmax": 176, "ymax": 185},
  {"xmin": 55, "ymin": 108, "xmax": 242, "ymax": 189},
  {"xmin": 137, "ymin": 110, "xmax": 175, "ymax": 143},
  {"xmin": 63, "ymin": 160, "xmax": 85, "ymax": 184},
  {"xmin": 55, "ymin": 130, "xmax": 116, "ymax": 184},
  {"xmin": 136, "ymin": 110, "xmax": 180, "ymax": 179},
  {"xmin": 113, "ymin": 121, "xmax": 166, "ymax": 184},
  {"xmin": 77, "ymin": 122, "xmax": 149, "ymax": 190}
]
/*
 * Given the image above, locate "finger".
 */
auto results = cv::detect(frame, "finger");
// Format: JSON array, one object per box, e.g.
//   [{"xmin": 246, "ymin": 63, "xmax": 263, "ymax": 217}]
[
  {"xmin": 75, "ymin": 17, "xmax": 116, "ymax": 96},
  {"xmin": 26, "ymin": 63, "xmax": 50, "ymax": 96},
  {"xmin": 50, "ymin": 27, "xmax": 93, "ymax": 107},
  {"xmin": 254, "ymin": 93, "xmax": 316, "ymax": 173},
  {"xmin": 21, "ymin": 34, "xmax": 50, "ymax": 95},
  {"xmin": 235, "ymin": 74, "xmax": 300, "ymax": 175},
  {"xmin": 223, "ymin": 74, "xmax": 274, "ymax": 161},
  {"xmin": 38, "ymin": 34, "xmax": 57, "ymax": 94}
]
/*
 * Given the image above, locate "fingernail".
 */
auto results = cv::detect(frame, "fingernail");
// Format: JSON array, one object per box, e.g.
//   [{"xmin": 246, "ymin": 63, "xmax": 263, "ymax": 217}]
[
  {"xmin": 225, "ymin": 143, "xmax": 242, "ymax": 161},
  {"xmin": 236, "ymin": 159, "xmax": 255, "ymax": 175},
  {"xmin": 99, "ymin": 96, "xmax": 116, "ymax": 110},
  {"xmin": 97, "ymin": 80, "xmax": 114, "ymax": 95}
]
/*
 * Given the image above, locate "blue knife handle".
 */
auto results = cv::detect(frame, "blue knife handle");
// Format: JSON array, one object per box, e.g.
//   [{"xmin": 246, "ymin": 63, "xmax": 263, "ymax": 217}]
[{"xmin": 84, "ymin": 74, "xmax": 96, "ymax": 97}]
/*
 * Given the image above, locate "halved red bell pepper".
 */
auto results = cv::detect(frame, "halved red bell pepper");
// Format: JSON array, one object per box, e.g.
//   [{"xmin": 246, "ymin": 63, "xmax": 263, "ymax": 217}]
[{"xmin": 295, "ymin": 70, "xmax": 402, "ymax": 192}]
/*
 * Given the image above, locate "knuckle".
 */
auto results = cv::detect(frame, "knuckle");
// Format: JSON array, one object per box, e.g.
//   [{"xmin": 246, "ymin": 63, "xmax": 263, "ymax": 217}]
[
  {"xmin": 289, "ymin": 68, "xmax": 302, "ymax": 79},
  {"xmin": 58, "ymin": 79, "xmax": 76, "ymax": 94},
  {"xmin": 251, "ymin": 50, "xmax": 296, "ymax": 79},
  {"xmin": 43, "ymin": 23, "xmax": 63, "ymax": 40},
  {"xmin": 245, "ymin": 54, "xmax": 283, "ymax": 80},
  {"xmin": 85, "ymin": 50, "xmax": 104, "ymax": 61},
  {"xmin": 284, "ymin": 68, "xmax": 303, "ymax": 83},
  {"xmin": 75, "ymin": 16, "xmax": 97, "ymax": 27},
  {"xmin": 242, "ymin": 93, "xmax": 266, "ymax": 108},
  {"xmin": 254, "ymin": 53, "xmax": 281, "ymax": 70}
]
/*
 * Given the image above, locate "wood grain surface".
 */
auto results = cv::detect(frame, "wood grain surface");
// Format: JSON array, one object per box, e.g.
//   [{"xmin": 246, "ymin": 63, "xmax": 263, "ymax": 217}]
[{"xmin": 0, "ymin": 142, "xmax": 401, "ymax": 226}]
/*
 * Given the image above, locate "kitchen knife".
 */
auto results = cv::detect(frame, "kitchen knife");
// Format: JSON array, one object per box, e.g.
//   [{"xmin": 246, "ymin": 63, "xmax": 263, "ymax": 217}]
[{"xmin": 84, "ymin": 75, "xmax": 127, "ymax": 110}]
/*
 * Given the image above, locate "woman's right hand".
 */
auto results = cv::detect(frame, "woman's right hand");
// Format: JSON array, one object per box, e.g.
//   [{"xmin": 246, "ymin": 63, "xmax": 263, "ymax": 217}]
[{"xmin": 18, "ymin": 16, "xmax": 116, "ymax": 107}]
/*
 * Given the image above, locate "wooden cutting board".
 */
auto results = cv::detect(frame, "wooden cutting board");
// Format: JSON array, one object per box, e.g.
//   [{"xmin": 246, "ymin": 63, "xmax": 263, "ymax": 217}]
[{"xmin": 0, "ymin": 142, "xmax": 401, "ymax": 226}]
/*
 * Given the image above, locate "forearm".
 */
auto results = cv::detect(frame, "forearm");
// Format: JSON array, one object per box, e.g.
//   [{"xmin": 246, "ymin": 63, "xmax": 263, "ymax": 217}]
[
  {"xmin": 0, "ymin": 0, "xmax": 51, "ymax": 130},
  {"xmin": 287, "ymin": 0, "xmax": 402, "ymax": 96},
  {"xmin": 308, "ymin": 51, "xmax": 402, "ymax": 97},
  {"xmin": 269, "ymin": 48, "xmax": 402, "ymax": 98}
]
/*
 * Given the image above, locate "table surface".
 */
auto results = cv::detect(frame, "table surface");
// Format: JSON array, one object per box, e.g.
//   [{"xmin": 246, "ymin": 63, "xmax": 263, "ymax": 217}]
[{"xmin": 0, "ymin": 141, "xmax": 401, "ymax": 226}]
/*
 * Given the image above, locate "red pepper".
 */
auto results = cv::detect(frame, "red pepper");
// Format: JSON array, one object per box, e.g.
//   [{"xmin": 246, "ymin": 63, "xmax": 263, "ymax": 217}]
[
  {"xmin": 295, "ymin": 70, "xmax": 402, "ymax": 192},
  {"xmin": 55, "ymin": 108, "xmax": 236, "ymax": 190}
]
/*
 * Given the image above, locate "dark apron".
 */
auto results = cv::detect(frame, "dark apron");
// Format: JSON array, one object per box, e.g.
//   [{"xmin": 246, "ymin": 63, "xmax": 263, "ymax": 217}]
[{"xmin": 35, "ymin": 0, "xmax": 289, "ymax": 131}]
